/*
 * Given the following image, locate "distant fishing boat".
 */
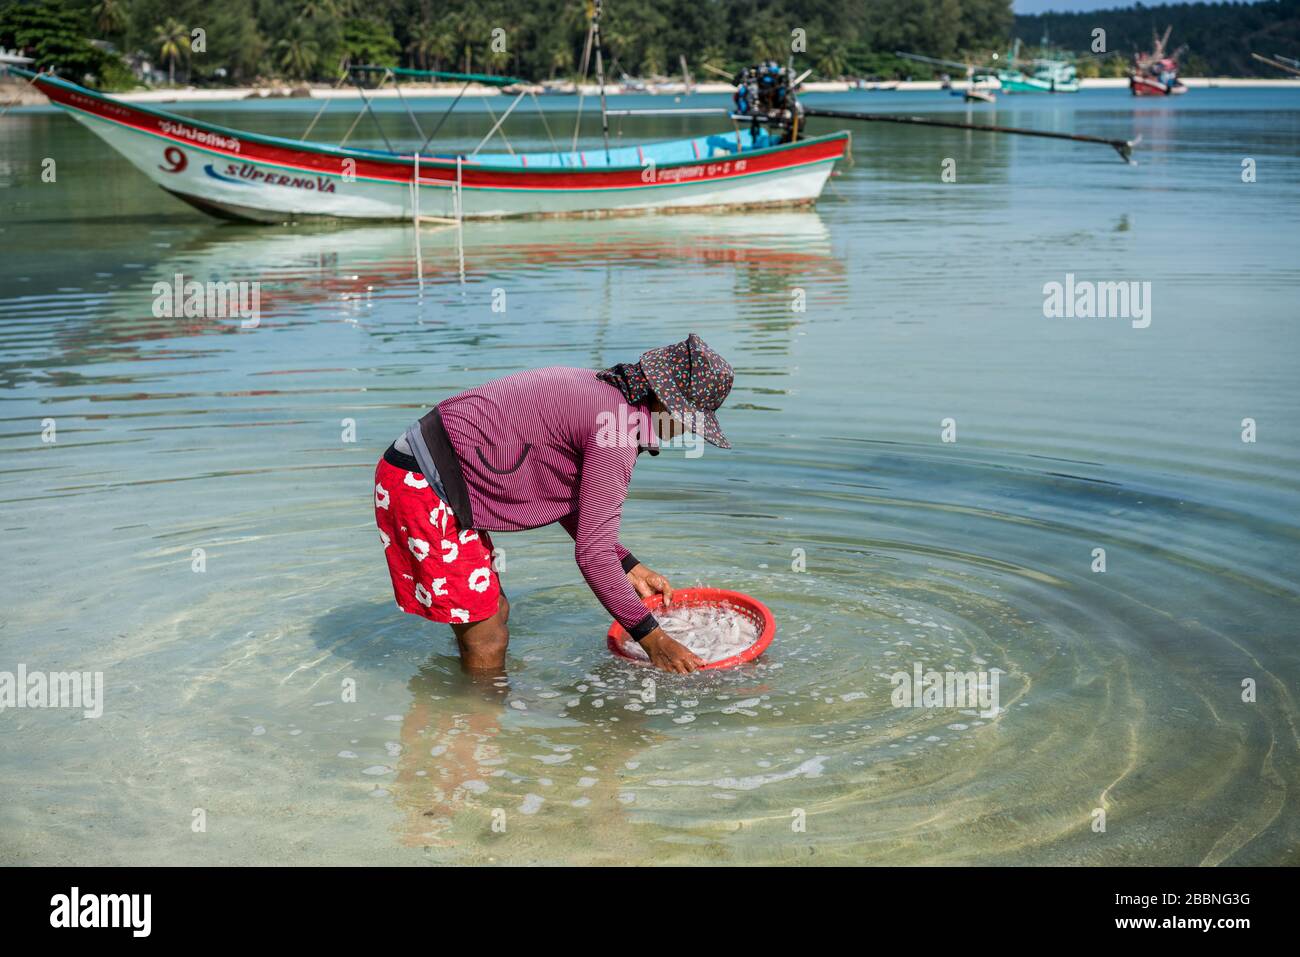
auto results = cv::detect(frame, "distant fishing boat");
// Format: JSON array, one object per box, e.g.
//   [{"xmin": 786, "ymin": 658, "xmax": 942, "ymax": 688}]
[
  {"xmin": 997, "ymin": 39, "xmax": 1080, "ymax": 94},
  {"xmin": 899, "ymin": 42, "xmax": 1078, "ymax": 95},
  {"xmin": 963, "ymin": 68, "xmax": 1001, "ymax": 103},
  {"xmin": 998, "ymin": 60, "xmax": 1079, "ymax": 94},
  {"xmin": 894, "ymin": 50, "xmax": 1026, "ymax": 101},
  {"xmin": 849, "ymin": 78, "xmax": 900, "ymax": 91},
  {"xmin": 11, "ymin": 67, "xmax": 848, "ymax": 223},
  {"xmin": 1131, "ymin": 27, "xmax": 1188, "ymax": 96},
  {"xmin": 895, "ymin": 51, "xmax": 1001, "ymax": 101}
]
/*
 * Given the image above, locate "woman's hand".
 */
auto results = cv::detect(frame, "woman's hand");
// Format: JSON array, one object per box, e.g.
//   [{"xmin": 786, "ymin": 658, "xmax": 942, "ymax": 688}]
[
  {"xmin": 640, "ymin": 628, "xmax": 705, "ymax": 674},
  {"xmin": 627, "ymin": 563, "xmax": 673, "ymax": 605}
]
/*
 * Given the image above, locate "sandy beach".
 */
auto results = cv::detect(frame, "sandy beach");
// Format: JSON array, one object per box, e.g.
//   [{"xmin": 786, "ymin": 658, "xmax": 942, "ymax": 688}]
[{"xmin": 4, "ymin": 74, "xmax": 1298, "ymax": 108}]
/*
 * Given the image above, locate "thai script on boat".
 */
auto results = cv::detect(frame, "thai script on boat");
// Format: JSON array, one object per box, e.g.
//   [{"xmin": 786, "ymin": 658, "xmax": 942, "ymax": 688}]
[
  {"xmin": 888, "ymin": 661, "xmax": 1002, "ymax": 718},
  {"xmin": 653, "ymin": 158, "xmax": 747, "ymax": 184},
  {"xmin": 152, "ymin": 272, "xmax": 261, "ymax": 329},
  {"xmin": 655, "ymin": 164, "xmax": 705, "ymax": 184},
  {"xmin": 0, "ymin": 664, "xmax": 103, "ymax": 719},
  {"xmin": 68, "ymin": 90, "xmax": 132, "ymax": 120},
  {"xmin": 1042, "ymin": 273, "xmax": 1152, "ymax": 329},
  {"xmin": 158, "ymin": 120, "xmax": 241, "ymax": 153},
  {"xmin": 221, "ymin": 162, "xmax": 337, "ymax": 193}
]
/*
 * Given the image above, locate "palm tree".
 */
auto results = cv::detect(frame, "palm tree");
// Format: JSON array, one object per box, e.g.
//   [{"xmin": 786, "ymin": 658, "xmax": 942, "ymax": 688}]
[
  {"xmin": 91, "ymin": 0, "xmax": 127, "ymax": 39},
  {"xmin": 815, "ymin": 43, "xmax": 849, "ymax": 79},
  {"xmin": 276, "ymin": 31, "xmax": 321, "ymax": 80},
  {"xmin": 641, "ymin": 45, "xmax": 666, "ymax": 78},
  {"xmin": 449, "ymin": 10, "xmax": 490, "ymax": 75},
  {"xmin": 297, "ymin": 0, "xmax": 339, "ymax": 20},
  {"xmin": 154, "ymin": 19, "xmax": 188, "ymax": 86},
  {"xmin": 548, "ymin": 43, "xmax": 572, "ymax": 79},
  {"xmin": 429, "ymin": 32, "xmax": 457, "ymax": 73},
  {"xmin": 406, "ymin": 21, "xmax": 449, "ymax": 71}
]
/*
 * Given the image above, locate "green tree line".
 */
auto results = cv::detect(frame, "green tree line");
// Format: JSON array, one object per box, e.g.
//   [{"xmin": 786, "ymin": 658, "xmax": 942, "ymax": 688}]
[
  {"xmin": 1016, "ymin": 0, "xmax": 1300, "ymax": 77},
  {"xmin": 2, "ymin": 0, "xmax": 1296, "ymax": 89},
  {"xmin": 0, "ymin": 0, "xmax": 1011, "ymax": 87}
]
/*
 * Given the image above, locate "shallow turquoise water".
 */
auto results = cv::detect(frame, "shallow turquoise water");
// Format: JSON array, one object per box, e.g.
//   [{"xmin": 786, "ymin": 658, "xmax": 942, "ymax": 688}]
[{"xmin": 1, "ymin": 89, "xmax": 1298, "ymax": 864}]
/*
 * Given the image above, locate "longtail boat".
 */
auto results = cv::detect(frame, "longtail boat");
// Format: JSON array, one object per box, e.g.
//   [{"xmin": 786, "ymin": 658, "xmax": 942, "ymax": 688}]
[
  {"xmin": 5, "ymin": 0, "xmax": 1138, "ymax": 226},
  {"xmin": 897, "ymin": 42, "xmax": 1080, "ymax": 98},
  {"xmin": 9, "ymin": 66, "xmax": 849, "ymax": 223},
  {"xmin": 997, "ymin": 40, "xmax": 1081, "ymax": 95}
]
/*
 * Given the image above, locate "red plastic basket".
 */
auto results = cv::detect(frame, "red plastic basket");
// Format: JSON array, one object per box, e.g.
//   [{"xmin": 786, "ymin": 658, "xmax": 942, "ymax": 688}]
[{"xmin": 606, "ymin": 587, "xmax": 775, "ymax": 670}]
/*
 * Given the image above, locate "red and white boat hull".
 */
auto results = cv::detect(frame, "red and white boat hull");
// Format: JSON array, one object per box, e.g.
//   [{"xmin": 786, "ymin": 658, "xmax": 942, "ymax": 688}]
[
  {"xmin": 1130, "ymin": 75, "xmax": 1187, "ymax": 96},
  {"xmin": 32, "ymin": 73, "xmax": 849, "ymax": 222}
]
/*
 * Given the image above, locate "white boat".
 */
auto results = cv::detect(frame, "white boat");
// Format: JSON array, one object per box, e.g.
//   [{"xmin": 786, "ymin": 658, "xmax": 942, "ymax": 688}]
[
  {"xmin": 964, "ymin": 70, "xmax": 1001, "ymax": 103},
  {"xmin": 16, "ymin": 68, "xmax": 849, "ymax": 223}
]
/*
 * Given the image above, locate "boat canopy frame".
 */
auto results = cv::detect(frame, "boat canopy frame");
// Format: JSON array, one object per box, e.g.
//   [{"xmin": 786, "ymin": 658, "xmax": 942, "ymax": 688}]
[{"xmin": 305, "ymin": 62, "xmax": 533, "ymax": 157}]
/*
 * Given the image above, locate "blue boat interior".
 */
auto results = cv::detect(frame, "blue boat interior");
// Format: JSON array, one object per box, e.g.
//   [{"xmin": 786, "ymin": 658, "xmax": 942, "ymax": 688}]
[{"xmin": 437, "ymin": 128, "xmax": 780, "ymax": 168}]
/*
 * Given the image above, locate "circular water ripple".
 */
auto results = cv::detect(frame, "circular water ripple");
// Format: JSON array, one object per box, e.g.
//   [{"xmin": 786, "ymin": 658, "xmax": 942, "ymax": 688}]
[{"xmin": 78, "ymin": 439, "xmax": 1288, "ymax": 866}]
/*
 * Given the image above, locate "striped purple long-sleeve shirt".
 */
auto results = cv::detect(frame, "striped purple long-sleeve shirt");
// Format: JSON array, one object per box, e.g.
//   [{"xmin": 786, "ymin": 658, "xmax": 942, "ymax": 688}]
[{"xmin": 437, "ymin": 367, "xmax": 659, "ymax": 634}]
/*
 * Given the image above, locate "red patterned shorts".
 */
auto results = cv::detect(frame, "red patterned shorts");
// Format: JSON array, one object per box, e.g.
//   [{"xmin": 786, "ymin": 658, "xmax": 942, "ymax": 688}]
[{"xmin": 374, "ymin": 452, "xmax": 500, "ymax": 624}]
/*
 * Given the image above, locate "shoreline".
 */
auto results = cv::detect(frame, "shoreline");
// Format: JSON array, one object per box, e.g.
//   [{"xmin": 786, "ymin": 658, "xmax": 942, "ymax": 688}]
[{"xmin": 3, "ymin": 75, "xmax": 1298, "ymax": 108}]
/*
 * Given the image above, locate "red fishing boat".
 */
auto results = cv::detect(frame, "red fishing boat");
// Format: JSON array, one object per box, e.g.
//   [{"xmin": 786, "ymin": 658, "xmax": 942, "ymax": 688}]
[{"xmin": 1131, "ymin": 27, "xmax": 1188, "ymax": 96}]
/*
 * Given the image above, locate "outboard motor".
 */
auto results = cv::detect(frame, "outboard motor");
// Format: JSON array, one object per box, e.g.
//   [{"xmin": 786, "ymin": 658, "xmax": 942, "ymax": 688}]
[{"xmin": 732, "ymin": 61, "xmax": 804, "ymax": 144}]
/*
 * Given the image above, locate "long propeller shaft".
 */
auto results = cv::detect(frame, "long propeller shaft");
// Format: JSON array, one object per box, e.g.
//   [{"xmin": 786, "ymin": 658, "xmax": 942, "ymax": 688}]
[{"xmin": 802, "ymin": 107, "xmax": 1138, "ymax": 163}]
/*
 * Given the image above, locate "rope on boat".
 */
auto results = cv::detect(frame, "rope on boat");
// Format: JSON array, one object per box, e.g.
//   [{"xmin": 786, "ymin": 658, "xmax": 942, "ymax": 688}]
[
  {"xmin": 389, "ymin": 68, "xmax": 427, "ymax": 144},
  {"xmin": 471, "ymin": 92, "xmax": 526, "ymax": 158},
  {"xmin": 0, "ymin": 67, "xmax": 49, "ymax": 117},
  {"xmin": 349, "ymin": 72, "xmax": 395, "ymax": 152},
  {"xmin": 531, "ymin": 91, "xmax": 561, "ymax": 153},
  {"xmin": 340, "ymin": 70, "xmax": 391, "ymax": 148},
  {"xmin": 299, "ymin": 67, "xmax": 348, "ymax": 142},
  {"xmin": 476, "ymin": 96, "xmax": 515, "ymax": 156},
  {"xmin": 417, "ymin": 80, "xmax": 471, "ymax": 155}
]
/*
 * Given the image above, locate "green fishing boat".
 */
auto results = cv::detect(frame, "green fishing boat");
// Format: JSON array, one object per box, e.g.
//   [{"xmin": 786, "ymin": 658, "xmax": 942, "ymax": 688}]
[
  {"xmin": 998, "ymin": 60, "xmax": 1080, "ymax": 94},
  {"xmin": 997, "ymin": 39, "xmax": 1080, "ymax": 94}
]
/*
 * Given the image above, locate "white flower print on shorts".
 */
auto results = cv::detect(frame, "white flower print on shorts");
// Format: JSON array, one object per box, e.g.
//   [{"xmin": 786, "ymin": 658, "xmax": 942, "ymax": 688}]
[{"xmin": 375, "ymin": 453, "xmax": 500, "ymax": 625}]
